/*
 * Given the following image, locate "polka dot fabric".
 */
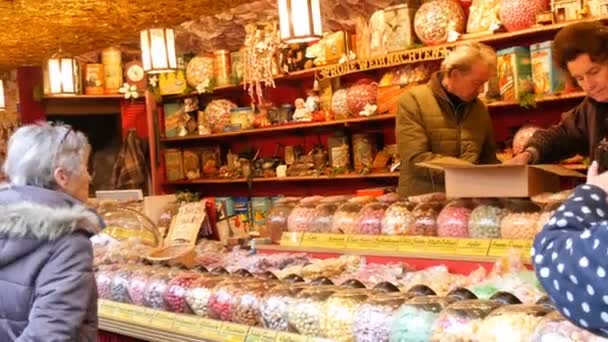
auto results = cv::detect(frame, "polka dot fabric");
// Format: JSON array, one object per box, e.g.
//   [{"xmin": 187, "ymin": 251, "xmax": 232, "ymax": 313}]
[{"xmin": 532, "ymin": 184, "xmax": 608, "ymax": 337}]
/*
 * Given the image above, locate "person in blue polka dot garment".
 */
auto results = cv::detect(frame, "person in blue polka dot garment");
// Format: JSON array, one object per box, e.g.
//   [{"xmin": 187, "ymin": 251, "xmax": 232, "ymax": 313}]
[{"xmin": 533, "ymin": 161, "xmax": 608, "ymax": 337}]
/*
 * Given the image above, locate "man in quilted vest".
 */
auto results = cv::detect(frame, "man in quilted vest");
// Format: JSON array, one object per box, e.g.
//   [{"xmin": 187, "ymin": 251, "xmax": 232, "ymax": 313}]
[{"xmin": 396, "ymin": 42, "xmax": 499, "ymax": 196}]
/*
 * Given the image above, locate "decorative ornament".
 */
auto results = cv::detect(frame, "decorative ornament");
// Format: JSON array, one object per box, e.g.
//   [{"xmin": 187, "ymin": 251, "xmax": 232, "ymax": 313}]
[
  {"xmin": 196, "ymin": 78, "xmax": 212, "ymax": 94},
  {"xmin": 119, "ymin": 82, "xmax": 139, "ymax": 100},
  {"xmin": 148, "ymin": 75, "xmax": 159, "ymax": 88},
  {"xmin": 499, "ymin": 0, "xmax": 549, "ymax": 31},
  {"xmin": 243, "ymin": 22, "xmax": 281, "ymax": 104},
  {"xmin": 413, "ymin": 0, "xmax": 466, "ymax": 45}
]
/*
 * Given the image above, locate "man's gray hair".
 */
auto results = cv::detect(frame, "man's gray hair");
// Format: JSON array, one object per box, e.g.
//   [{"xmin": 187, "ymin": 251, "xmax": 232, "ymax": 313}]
[
  {"xmin": 3, "ymin": 122, "xmax": 90, "ymax": 188},
  {"xmin": 441, "ymin": 42, "xmax": 497, "ymax": 76}
]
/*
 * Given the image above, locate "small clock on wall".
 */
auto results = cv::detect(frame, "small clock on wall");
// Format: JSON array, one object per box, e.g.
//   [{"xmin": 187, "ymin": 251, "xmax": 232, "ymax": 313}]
[{"xmin": 124, "ymin": 61, "xmax": 146, "ymax": 91}]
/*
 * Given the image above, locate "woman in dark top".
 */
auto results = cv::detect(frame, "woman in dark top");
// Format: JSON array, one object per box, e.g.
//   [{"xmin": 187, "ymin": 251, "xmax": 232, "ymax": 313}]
[{"xmin": 507, "ymin": 22, "xmax": 608, "ymax": 165}]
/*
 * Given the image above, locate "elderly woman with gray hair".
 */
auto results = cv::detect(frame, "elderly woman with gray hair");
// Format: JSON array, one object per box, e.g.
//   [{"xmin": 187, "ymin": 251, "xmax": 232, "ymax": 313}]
[{"xmin": 0, "ymin": 122, "xmax": 100, "ymax": 341}]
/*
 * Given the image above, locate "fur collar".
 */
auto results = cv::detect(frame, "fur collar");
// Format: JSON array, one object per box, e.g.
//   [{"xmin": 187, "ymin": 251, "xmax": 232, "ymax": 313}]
[{"xmin": 0, "ymin": 202, "xmax": 101, "ymax": 240}]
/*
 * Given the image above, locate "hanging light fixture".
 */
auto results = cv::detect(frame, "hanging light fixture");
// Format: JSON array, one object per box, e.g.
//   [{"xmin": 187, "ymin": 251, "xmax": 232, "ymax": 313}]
[
  {"xmin": 278, "ymin": 0, "xmax": 323, "ymax": 43},
  {"xmin": 46, "ymin": 55, "xmax": 81, "ymax": 95},
  {"xmin": 0, "ymin": 79, "xmax": 5, "ymax": 112},
  {"xmin": 140, "ymin": 28, "xmax": 177, "ymax": 74}
]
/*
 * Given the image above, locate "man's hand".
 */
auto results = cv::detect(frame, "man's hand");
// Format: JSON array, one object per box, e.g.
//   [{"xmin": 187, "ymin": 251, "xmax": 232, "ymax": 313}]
[
  {"xmin": 503, "ymin": 151, "xmax": 532, "ymax": 165},
  {"xmin": 587, "ymin": 161, "xmax": 608, "ymax": 193}
]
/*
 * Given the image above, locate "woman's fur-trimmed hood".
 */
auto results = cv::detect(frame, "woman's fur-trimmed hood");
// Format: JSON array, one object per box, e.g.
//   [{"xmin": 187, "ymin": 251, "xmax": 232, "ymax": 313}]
[{"xmin": 0, "ymin": 202, "xmax": 100, "ymax": 240}]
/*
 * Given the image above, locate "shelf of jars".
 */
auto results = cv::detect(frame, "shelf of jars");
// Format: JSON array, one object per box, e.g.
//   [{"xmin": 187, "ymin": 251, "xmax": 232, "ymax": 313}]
[
  {"xmin": 317, "ymin": 17, "xmax": 608, "ymax": 79},
  {"xmin": 164, "ymin": 172, "xmax": 399, "ymax": 186},
  {"xmin": 159, "ymin": 89, "xmax": 587, "ymax": 145},
  {"xmin": 160, "ymin": 114, "xmax": 396, "ymax": 143},
  {"xmin": 99, "ymin": 300, "xmax": 325, "ymax": 342},
  {"xmin": 485, "ymin": 91, "xmax": 586, "ymax": 108}
]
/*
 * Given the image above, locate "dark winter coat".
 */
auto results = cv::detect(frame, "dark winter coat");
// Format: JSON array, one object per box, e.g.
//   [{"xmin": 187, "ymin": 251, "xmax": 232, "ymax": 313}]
[{"xmin": 0, "ymin": 184, "xmax": 101, "ymax": 342}]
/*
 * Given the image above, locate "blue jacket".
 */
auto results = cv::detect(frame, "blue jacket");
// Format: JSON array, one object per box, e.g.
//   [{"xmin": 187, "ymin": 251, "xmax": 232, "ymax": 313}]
[
  {"xmin": 533, "ymin": 183, "xmax": 608, "ymax": 337},
  {"xmin": 0, "ymin": 185, "xmax": 101, "ymax": 341}
]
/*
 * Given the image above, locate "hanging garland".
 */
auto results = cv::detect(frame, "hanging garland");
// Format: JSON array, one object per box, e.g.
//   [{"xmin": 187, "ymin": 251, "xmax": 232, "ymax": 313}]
[{"xmin": 242, "ymin": 21, "xmax": 281, "ymax": 105}]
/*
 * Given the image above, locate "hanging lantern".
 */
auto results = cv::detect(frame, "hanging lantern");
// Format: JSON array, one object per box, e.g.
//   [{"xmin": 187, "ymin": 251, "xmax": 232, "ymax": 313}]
[
  {"xmin": 140, "ymin": 28, "xmax": 177, "ymax": 73},
  {"xmin": 0, "ymin": 80, "xmax": 5, "ymax": 111},
  {"xmin": 46, "ymin": 56, "xmax": 80, "ymax": 95},
  {"xmin": 278, "ymin": 0, "xmax": 323, "ymax": 43}
]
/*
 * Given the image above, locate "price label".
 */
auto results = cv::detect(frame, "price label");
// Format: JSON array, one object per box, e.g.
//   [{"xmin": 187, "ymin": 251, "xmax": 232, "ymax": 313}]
[
  {"xmin": 347, "ymin": 234, "xmax": 377, "ymax": 250},
  {"xmin": 457, "ymin": 239, "xmax": 491, "ymax": 256},
  {"xmin": 100, "ymin": 301, "xmax": 119, "ymax": 319},
  {"xmin": 246, "ymin": 327, "xmax": 277, "ymax": 342},
  {"xmin": 130, "ymin": 307, "xmax": 152, "ymax": 326},
  {"xmin": 280, "ymin": 232, "xmax": 303, "ymax": 247},
  {"xmin": 199, "ymin": 318, "xmax": 223, "ymax": 340},
  {"xmin": 276, "ymin": 332, "xmax": 308, "ymax": 342},
  {"xmin": 426, "ymin": 237, "xmax": 459, "ymax": 254},
  {"xmin": 370, "ymin": 236, "xmax": 402, "ymax": 251},
  {"xmin": 220, "ymin": 322, "xmax": 250, "ymax": 342},
  {"xmin": 149, "ymin": 311, "xmax": 175, "ymax": 331},
  {"xmin": 511, "ymin": 239, "xmax": 534, "ymax": 260},
  {"xmin": 301, "ymin": 233, "xmax": 348, "ymax": 249},
  {"xmin": 173, "ymin": 314, "xmax": 205, "ymax": 337},
  {"xmin": 399, "ymin": 236, "xmax": 428, "ymax": 253},
  {"xmin": 487, "ymin": 239, "xmax": 533, "ymax": 259},
  {"xmin": 487, "ymin": 239, "xmax": 510, "ymax": 257},
  {"xmin": 112, "ymin": 303, "xmax": 134, "ymax": 322}
]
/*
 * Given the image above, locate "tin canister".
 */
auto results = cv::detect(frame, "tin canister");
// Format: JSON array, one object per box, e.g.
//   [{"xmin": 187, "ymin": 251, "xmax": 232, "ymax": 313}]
[
  {"xmin": 101, "ymin": 47, "xmax": 123, "ymax": 94},
  {"xmin": 214, "ymin": 50, "xmax": 232, "ymax": 86}
]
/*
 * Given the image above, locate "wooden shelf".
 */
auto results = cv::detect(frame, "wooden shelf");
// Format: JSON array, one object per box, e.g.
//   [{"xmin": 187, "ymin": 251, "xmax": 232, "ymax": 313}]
[
  {"xmin": 43, "ymin": 94, "xmax": 125, "ymax": 100},
  {"xmin": 160, "ymin": 114, "xmax": 396, "ymax": 142},
  {"xmin": 163, "ymin": 68, "xmax": 321, "ymax": 100},
  {"xmin": 486, "ymin": 91, "xmax": 586, "ymax": 108},
  {"xmin": 164, "ymin": 172, "xmax": 399, "ymax": 185}
]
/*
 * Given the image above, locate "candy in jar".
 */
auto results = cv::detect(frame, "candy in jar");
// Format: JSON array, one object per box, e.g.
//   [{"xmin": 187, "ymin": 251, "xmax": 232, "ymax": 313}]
[
  {"xmin": 477, "ymin": 304, "xmax": 552, "ymax": 341},
  {"xmin": 185, "ymin": 275, "xmax": 226, "ymax": 316},
  {"xmin": 430, "ymin": 299, "xmax": 502, "ymax": 341},
  {"xmin": 321, "ymin": 288, "xmax": 369, "ymax": 341},
  {"xmin": 468, "ymin": 203, "xmax": 505, "ymax": 239},
  {"xmin": 110, "ymin": 267, "xmax": 135, "ymax": 303},
  {"xmin": 390, "ymin": 296, "xmax": 457, "ymax": 342},
  {"xmin": 95, "ymin": 265, "xmax": 118, "ymax": 300},
  {"xmin": 127, "ymin": 267, "xmax": 154, "ymax": 306},
  {"xmin": 143, "ymin": 269, "xmax": 177, "ymax": 310},
  {"xmin": 407, "ymin": 202, "xmax": 442, "ymax": 236},
  {"xmin": 356, "ymin": 201, "xmax": 389, "ymax": 235},
  {"xmin": 437, "ymin": 200, "xmax": 472, "ymax": 238},
  {"xmin": 232, "ymin": 280, "xmax": 276, "ymax": 326},
  {"xmin": 267, "ymin": 198, "xmax": 298, "ymax": 243},
  {"xmin": 382, "ymin": 201, "xmax": 414, "ymax": 235},
  {"xmin": 260, "ymin": 283, "xmax": 309, "ymax": 331},
  {"xmin": 500, "ymin": 212, "xmax": 540, "ymax": 240},
  {"xmin": 288, "ymin": 286, "xmax": 338, "ymax": 337},
  {"xmin": 500, "ymin": 199, "xmax": 540, "ymax": 240},
  {"xmin": 530, "ymin": 310, "xmax": 608, "ymax": 342},
  {"xmin": 208, "ymin": 278, "xmax": 254, "ymax": 321},
  {"xmin": 164, "ymin": 272, "xmax": 200, "ymax": 313},
  {"xmin": 354, "ymin": 292, "xmax": 412, "ymax": 342},
  {"xmin": 311, "ymin": 202, "xmax": 341, "ymax": 233},
  {"xmin": 287, "ymin": 197, "xmax": 322, "ymax": 233},
  {"xmin": 332, "ymin": 201, "xmax": 365, "ymax": 234}
]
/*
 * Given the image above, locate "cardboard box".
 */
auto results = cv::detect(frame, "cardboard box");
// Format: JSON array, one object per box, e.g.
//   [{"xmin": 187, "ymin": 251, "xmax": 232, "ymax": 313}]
[
  {"xmin": 531, "ymin": 41, "xmax": 565, "ymax": 96},
  {"xmin": 418, "ymin": 157, "xmax": 585, "ymax": 197},
  {"xmin": 497, "ymin": 47, "xmax": 532, "ymax": 101}
]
